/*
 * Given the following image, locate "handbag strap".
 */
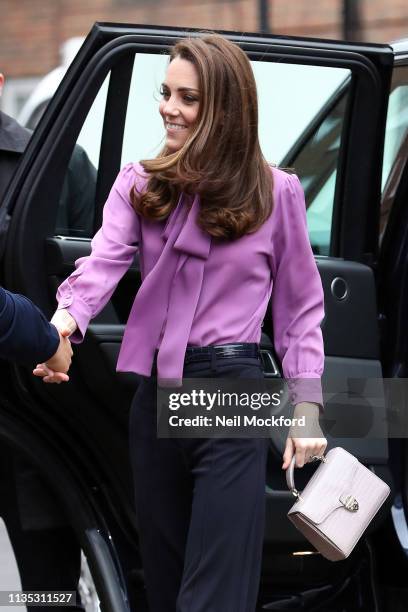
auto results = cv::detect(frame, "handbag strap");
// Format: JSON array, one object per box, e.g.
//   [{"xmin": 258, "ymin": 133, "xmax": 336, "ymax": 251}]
[{"xmin": 286, "ymin": 454, "xmax": 327, "ymax": 499}]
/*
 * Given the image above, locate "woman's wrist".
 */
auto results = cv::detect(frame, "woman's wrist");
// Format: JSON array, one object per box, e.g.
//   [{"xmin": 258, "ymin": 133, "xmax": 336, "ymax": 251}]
[
  {"xmin": 51, "ymin": 308, "xmax": 78, "ymax": 335},
  {"xmin": 292, "ymin": 401, "xmax": 323, "ymax": 439},
  {"xmin": 293, "ymin": 401, "xmax": 320, "ymax": 417}
]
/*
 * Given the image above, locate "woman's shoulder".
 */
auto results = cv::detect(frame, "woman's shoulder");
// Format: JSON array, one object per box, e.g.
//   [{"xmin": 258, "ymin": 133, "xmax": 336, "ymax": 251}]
[
  {"xmin": 267, "ymin": 164, "xmax": 304, "ymax": 205},
  {"xmin": 265, "ymin": 164, "xmax": 306, "ymax": 233},
  {"xmin": 110, "ymin": 162, "xmax": 148, "ymax": 199},
  {"xmin": 116, "ymin": 161, "xmax": 149, "ymax": 189},
  {"xmin": 269, "ymin": 164, "xmax": 300, "ymax": 189},
  {"xmin": 107, "ymin": 163, "xmax": 149, "ymax": 212}
]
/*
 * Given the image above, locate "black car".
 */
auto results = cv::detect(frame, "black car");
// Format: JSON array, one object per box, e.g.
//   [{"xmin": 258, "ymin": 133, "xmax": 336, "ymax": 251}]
[{"xmin": 1, "ymin": 23, "xmax": 408, "ymax": 612}]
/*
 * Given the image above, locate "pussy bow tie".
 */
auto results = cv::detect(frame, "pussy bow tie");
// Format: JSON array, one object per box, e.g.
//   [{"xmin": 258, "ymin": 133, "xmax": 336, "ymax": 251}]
[{"xmin": 116, "ymin": 193, "xmax": 211, "ymax": 386}]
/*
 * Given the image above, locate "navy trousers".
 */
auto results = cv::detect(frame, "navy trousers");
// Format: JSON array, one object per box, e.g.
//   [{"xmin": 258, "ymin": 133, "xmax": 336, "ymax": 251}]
[{"xmin": 129, "ymin": 355, "xmax": 268, "ymax": 612}]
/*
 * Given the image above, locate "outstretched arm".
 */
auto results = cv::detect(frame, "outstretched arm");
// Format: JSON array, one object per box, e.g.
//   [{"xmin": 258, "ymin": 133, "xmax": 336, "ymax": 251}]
[{"xmin": 0, "ymin": 286, "xmax": 63, "ymax": 365}]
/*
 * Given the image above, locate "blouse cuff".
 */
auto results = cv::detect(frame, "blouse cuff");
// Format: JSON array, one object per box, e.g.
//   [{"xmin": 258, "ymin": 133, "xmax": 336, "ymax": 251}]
[
  {"xmin": 286, "ymin": 375, "xmax": 323, "ymax": 410},
  {"xmin": 56, "ymin": 296, "xmax": 91, "ymax": 343}
]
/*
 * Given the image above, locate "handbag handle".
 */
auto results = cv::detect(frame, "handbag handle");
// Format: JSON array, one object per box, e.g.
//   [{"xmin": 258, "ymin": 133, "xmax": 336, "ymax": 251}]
[{"xmin": 286, "ymin": 454, "xmax": 327, "ymax": 500}]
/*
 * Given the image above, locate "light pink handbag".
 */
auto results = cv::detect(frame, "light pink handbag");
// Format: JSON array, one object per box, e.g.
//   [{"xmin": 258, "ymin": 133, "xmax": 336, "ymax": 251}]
[{"xmin": 286, "ymin": 446, "xmax": 391, "ymax": 561}]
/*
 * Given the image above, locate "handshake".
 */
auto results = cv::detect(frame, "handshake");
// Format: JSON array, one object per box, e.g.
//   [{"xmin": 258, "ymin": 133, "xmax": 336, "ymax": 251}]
[{"xmin": 33, "ymin": 309, "xmax": 78, "ymax": 384}]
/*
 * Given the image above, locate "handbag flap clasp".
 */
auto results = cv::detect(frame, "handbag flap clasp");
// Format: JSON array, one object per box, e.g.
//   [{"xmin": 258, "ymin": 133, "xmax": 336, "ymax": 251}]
[{"xmin": 339, "ymin": 493, "xmax": 359, "ymax": 512}]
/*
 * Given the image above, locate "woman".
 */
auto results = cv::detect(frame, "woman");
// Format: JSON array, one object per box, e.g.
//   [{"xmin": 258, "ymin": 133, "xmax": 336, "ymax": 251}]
[{"xmin": 35, "ymin": 34, "xmax": 326, "ymax": 612}]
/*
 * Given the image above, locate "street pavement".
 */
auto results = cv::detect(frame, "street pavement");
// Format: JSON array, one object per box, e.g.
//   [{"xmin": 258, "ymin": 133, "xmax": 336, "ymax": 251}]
[{"xmin": 0, "ymin": 518, "xmax": 26, "ymax": 612}]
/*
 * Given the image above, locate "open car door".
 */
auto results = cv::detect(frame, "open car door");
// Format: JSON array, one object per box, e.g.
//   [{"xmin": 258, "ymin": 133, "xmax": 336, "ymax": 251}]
[{"xmin": 0, "ymin": 24, "xmax": 394, "ymax": 610}]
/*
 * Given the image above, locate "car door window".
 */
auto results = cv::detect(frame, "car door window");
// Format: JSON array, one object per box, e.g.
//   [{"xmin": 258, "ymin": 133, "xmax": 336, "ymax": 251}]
[
  {"xmin": 382, "ymin": 66, "xmax": 408, "ymax": 191},
  {"xmin": 254, "ymin": 63, "xmax": 349, "ymax": 164},
  {"xmin": 380, "ymin": 65, "xmax": 408, "ymax": 239},
  {"xmin": 121, "ymin": 54, "xmax": 167, "ymax": 164},
  {"xmin": 289, "ymin": 90, "xmax": 348, "ymax": 255},
  {"xmin": 54, "ymin": 74, "xmax": 110, "ymax": 238},
  {"xmin": 252, "ymin": 64, "xmax": 349, "ymax": 258}
]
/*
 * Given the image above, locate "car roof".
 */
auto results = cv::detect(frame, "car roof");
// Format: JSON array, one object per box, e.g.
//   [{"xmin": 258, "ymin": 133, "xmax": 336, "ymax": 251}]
[{"xmin": 390, "ymin": 37, "xmax": 408, "ymax": 57}]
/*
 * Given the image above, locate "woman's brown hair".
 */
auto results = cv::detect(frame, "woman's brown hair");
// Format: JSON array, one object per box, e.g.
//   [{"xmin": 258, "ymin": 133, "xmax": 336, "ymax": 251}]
[{"xmin": 131, "ymin": 34, "xmax": 273, "ymax": 240}]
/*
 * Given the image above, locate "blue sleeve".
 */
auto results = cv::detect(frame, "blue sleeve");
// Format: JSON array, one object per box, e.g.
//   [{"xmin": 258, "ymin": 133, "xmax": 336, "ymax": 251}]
[{"xmin": 0, "ymin": 286, "xmax": 60, "ymax": 365}]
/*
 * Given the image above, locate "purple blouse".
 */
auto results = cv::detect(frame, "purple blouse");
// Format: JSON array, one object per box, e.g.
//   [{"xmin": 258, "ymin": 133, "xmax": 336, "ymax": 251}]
[{"xmin": 56, "ymin": 163, "xmax": 325, "ymax": 404}]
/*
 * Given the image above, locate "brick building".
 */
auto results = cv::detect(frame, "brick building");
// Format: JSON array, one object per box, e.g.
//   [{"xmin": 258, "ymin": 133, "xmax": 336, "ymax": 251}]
[{"xmin": 1, "ymin": 0, "xmax": 408, "ymax": 115}]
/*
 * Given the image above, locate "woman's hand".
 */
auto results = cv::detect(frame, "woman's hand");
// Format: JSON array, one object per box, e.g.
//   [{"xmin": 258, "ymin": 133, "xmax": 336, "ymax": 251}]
[
  {"xmin": 33, "ymin": 362, "xmax": 69, "ymax": 383},
  {"xmin": 282, "ymin": 402, "xmax": 327, "ymax": 469},
  {"xmin": 33, "ymin": 329, "xmax": 72, "ymax": 383},
  {"xmin": 33, "ymin": 309, "xmax": 78, "ymax": 383}
]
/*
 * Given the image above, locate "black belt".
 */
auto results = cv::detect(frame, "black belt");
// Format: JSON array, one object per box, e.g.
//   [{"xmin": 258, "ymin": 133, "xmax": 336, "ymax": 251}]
[{"xmin": 184, "ymin": 343, "xmax": 260, "ymax": 365}]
